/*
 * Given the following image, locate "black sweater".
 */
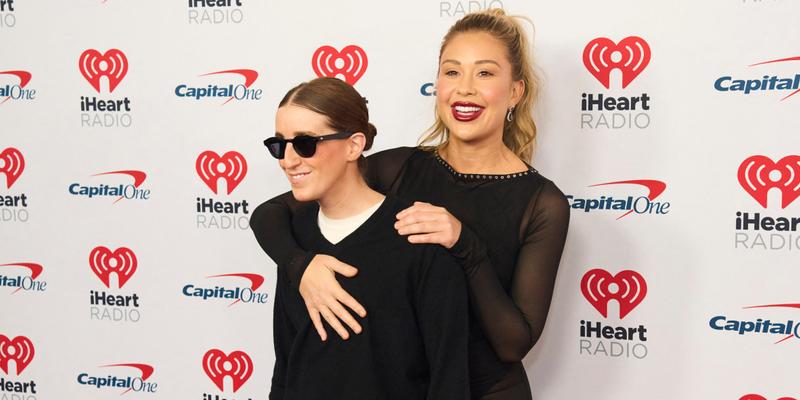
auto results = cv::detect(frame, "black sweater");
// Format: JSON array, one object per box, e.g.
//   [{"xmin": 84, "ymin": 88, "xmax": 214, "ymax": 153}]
[
  {"xmin": 269, "ymin": 195, "xmax": 470, "ymax": 400},
  {"xmin": 253, "ymin": 147, "xmax": 569, "ymax": 399}
]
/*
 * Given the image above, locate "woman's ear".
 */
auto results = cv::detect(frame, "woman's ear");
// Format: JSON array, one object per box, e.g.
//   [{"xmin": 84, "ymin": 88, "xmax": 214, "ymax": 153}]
[
  {"xmin": 347, "ymin": 132, "xmax": 367, "ymax": 162},
  {"xmin": 510, "ymin": 79, "xmax": 525, "ymax": 107}
]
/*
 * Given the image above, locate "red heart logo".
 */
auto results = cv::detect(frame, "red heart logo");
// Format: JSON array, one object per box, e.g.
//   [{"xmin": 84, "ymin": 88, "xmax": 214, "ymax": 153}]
[
  {"xmin": 312, "ymin": 45, "xmax": 368, "ymax": 85},
  {"xmin": 738, "ymin": 155, "xmax": 800, "ymax": 209},
  {"xmin": 89, "ymin": 246, "xmax": 138, "ymax": 289},
  {"xmin": 0, "ymin": 147, "xmax": 25, "ymax": 189},
  {"xmin": 78, "ymin": 49, "xmax": 128, "ymax": 93},
  {"xmin": 581, "ymin": 269, "xmax": 647, "ymax": 319},
  {"xmin": 196, "ymin": 151, "xmax": 248, "ymax": 195},
  {"xmin": 0, "ymin": 335, "xmax": 35, "ymax": 375},
  {"xmin": 202, "ymin": 349, "xmax": 253, "ymax": 393},
  {"xmin": 583, "ymin": 36, "xmax": 650, "ymax": 89}
]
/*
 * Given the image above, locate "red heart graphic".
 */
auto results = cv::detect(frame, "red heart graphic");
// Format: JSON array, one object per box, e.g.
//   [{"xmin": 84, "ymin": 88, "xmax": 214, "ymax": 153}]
[
  {"xmin": 0, "ymin": 147, "xmax": 25, "ymax": 189},
  {"xmin": 581, "ymin": 269, "xmax": 647, "ymax": 319},
  {"xmin": 312, "ymin": 45, "xmax": 368, "ymax": 85},
  {"xmin": 78, "ymin": 49, "xmax": 128, "ymax": 93},
  {"xmin": 196, "ymin": 151, "xmax": 248, "ymax": 195},
  {"xmin": 583, "ymin": 36, "xmax": 650, "ymax": 89},
  {"xmin": 202, "ymin": 349, "xmax": 253, "ymax": 393},
  {"xmin": 89, "ymin": 246, "xmax": 138, "ymax": 289},
  {"xmin": 0, "ymin": 335, "xmax": 35, "ymax": 376},
  {"xmin": 738, "ymin": 155, "xmax": 800, "ymax": 209}
]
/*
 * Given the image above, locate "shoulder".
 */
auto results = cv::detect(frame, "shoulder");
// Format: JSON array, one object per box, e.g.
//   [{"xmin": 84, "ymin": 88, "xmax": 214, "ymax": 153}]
[
  {"xmin": 366, "ymin": 146, "xmax": 430, "ymax": 166},
  {"xmin": 367, "ymin": 146, "xmax": 418, "ymax": 160},
  {"xmin": 523, "ymin": 173, "xmax": 569, "ymax": 210},
  {"xmin": 520, "ymin": 174, "xmax": 570, "ymax": 237},
  {"xmin": 251, "ymin": 196, "xmax": 318, "ymax": 225}
]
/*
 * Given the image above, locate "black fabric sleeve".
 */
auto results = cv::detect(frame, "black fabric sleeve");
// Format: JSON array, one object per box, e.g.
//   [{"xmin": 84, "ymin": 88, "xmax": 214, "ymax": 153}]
[
  {"xmin": 249, "ymin": 147, "xmax": 416, "ymax": 287},
  {"xmin": 416, "ymin": 246, "xmax": 470, "ymax": 400},
  {"xmin": 250, "ymin": 191, "xmax": 314, "ymax": 287},
  {"xmin": 448, "ymin": 179, "xmax": 570, "ymax": 362},
  {"xmin": 268, "ymin": 271, "xmax": 296, "ymax": 400},
  {"xmin": 364, "ymin": 146, "xmax": 416, "ymax": 193}
]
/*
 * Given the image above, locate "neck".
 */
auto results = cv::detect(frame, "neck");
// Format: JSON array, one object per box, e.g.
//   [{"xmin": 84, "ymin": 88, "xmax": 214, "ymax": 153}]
[
  {"xmin": 441, "ymin": 133, "xmax": 523, "ymax": 174},
  {"xmin": 318, "ymin": 166, "xmax": 384, "ymax": 219}
]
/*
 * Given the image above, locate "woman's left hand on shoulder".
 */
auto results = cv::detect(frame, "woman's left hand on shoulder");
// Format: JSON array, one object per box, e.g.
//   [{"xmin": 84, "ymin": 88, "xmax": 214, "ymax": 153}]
[{"xmin": 395, "ymin": 201, "xmax": 461, "ymax": 249}]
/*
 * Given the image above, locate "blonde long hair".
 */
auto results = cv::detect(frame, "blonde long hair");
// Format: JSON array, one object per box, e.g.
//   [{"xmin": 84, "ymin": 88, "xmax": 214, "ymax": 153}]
[{"xmin": 420, "ymin": 8, "xmax": 539, "ymax": 161}]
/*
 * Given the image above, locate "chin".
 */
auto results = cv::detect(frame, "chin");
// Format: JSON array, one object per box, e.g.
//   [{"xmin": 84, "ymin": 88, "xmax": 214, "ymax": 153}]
[
  {"xmin": 448, "ymin": 126, "xmax": 490, "ymax": 143},
  {"xmin": 290, "ymin": 187, "xmax": 318, "ymax": 202}
]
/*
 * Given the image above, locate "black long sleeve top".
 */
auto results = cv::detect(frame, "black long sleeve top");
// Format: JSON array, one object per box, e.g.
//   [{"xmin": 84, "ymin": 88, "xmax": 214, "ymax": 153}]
[
  {"xmin": 269, "ymin": 195, "xmax": 470, "ymax": 400},
  {"xmin": 252, "ymin": 147, "xmax": 570, "ymax": 399}
]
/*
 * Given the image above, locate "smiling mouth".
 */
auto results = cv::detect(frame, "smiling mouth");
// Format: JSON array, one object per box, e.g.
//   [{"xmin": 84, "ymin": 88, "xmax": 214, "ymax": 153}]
[
  {"xmin": 451, "ymin": 102, "xmax": 484, "ymax": 122},
  {"xmin": 288, "ymin": 171, "xmax": 310, "ymax": 184}
]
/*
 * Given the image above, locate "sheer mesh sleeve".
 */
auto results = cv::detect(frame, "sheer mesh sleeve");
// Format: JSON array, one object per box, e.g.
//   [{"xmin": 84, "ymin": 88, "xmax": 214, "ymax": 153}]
[
  {"xmin": 250, "ymin": 191, "xmax": 313, "ymax": 287},
  {"xmin": 448, "ymin": 179, "xmax": 570, "ymax": 362},
  {"xmin": 364, "ymin": 146, "xmax": 416, "ymax": 193},
  {"xmin": 249, "ymin": 147, "xmax": 417, "ymax": 287}
]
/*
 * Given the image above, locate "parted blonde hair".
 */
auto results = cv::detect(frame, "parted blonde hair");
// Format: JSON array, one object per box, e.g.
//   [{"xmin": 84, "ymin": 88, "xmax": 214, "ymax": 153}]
[{"xmin": 420, "ymin": 8, "xmax": 539, "ymax": 161}]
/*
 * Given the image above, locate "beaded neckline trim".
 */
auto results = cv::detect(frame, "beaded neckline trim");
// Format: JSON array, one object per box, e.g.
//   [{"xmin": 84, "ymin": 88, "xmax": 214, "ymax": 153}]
[{"xmin": 434, "ymin": 151, "xmax": 537, "ymax": 180}]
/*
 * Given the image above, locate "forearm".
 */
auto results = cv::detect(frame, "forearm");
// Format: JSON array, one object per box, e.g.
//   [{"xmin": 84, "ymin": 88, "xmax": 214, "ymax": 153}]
[
  {"xmin": 250, "ymin": 191, "xmax": 313, "ymax": 286},
  {"xmin": 449, "ymin": 226, "xmax": 539, "ymax": 362}
]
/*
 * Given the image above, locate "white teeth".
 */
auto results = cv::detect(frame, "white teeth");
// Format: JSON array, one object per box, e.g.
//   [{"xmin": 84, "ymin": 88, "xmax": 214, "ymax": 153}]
[
  {"xmin": 290, "ymin": 172, "xmax": 309, "ymax": 179},
  {"xmin": 454, "ymin": 105, "xmax": 481, "ymax": 113}
]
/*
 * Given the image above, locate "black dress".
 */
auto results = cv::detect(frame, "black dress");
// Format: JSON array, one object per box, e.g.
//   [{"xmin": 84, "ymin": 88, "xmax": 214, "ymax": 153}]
[
  {"xmin": 270, "ymin": 195, "xmax": 469, "ymax": 400},
  {"xmin": 251, "ymin": 147, "xmax": 570, "ymax": 400}
]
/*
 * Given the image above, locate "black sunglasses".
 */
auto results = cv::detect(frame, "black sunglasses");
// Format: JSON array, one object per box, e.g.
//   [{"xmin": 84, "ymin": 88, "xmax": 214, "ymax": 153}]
[{"xmin": 263, "ymin": 132, "xmax": 354, "ymax": 159}]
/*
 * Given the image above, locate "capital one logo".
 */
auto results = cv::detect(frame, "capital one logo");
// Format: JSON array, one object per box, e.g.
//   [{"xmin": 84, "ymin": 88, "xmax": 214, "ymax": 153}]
[
  {"xmin": 90, "ymin": 246, "xmax": 137, "ymax": 289},
  {"xmin": 196, "ymin": 151, "xmax": 247, "ymax": 195},
  {"xmin": 0, "ymin": 335, "xmax": 35, "ymax": 375},
  {"xmin": 175, "ymin": 69, "xmax": 260, "ymax": 105},
  {"xmin": 0, "ymin": 70, "xmax": 32, "ymax": 105},
  {"xmin": 738, "ymin": 155, "xmax": 800, "ymax": 209},
  {"xmin": 583, "ymin": 36, "xmax": 650, "ymax": 89},
  {"xmin": 581, "ymin": 269, "xmax": 647, "ymax": 319},
  {"xmin": 0, "ymin": 147, "xmax": 24, "ymax": 189},
  {"xmin": 0, "ymin": 263, "xmax": 43, "ymax": 294},
  {"xmin": 79, "ymin": 49, "xmax": 128, "ymax": 93},
  {"xmin": 202, "ymin": 349, "xmax": 253, "ymax": 393},
  {"xmin": 312, "ymin": 45, "xmax": 368, "ymax": 85}
]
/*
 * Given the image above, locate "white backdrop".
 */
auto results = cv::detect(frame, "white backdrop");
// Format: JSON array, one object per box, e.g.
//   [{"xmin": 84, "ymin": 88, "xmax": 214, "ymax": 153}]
[{"xmin": 1, "ymin": 1, "xmax": 799, "ymax": 399}]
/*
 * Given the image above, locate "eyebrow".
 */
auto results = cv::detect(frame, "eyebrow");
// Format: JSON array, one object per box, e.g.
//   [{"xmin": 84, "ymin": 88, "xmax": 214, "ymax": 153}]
[
  {"xmin": 441, "ymin": 59, "xmax": 501, "ymax": 67},
  {"xmin": 274, "ymin": 131, "xmax": 317, "ymax": 138}
]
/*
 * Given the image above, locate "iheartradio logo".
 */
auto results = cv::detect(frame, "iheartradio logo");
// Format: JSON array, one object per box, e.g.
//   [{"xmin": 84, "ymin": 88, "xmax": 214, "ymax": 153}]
[
  {"xmin": 202, "ymin": 349, "xmax": 253, "ymax": 393},
  {"xmin": 89, "ymin": 246, "xmax": 137, "ymax": 289},
  {"xmin": 312, "ymin": 45, "xmax": 368, "ymax": 85},
  {"xmin": 79, "ymin": 49, "xmax": 128, "ymax": 93},
  {"xmin": 583, "ymin": 36, "xmax": 650, "ymax": 89},
  {"xmin": 0, "ymin": 147, "xmax": 24, "ymax": 189},
  {"xmin": 196, "ymin": 151, "xmax": 247, "ymax": 195},
  {"xmin": 738, "ymin": 155, "xmax": 800, "ymax": 209},
  {"xmin": 581, "ymin": 269, "xmax": 647, "ymax": 319},
  {"xmin": 0, "ymin": 335, "xmax": 35, "ymax": 375}
]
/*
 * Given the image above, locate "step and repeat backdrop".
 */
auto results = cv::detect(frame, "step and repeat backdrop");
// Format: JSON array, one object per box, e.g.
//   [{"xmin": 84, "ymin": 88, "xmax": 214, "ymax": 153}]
[{"xmin": 1, "ymin": 0, "xmax": 798, "ymax": 399}]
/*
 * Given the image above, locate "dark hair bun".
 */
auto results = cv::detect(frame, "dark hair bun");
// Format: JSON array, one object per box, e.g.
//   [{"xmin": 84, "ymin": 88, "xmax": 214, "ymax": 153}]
[{"xmin": 363, "ymin": 123, "xmax": 378, "ymax": 151}]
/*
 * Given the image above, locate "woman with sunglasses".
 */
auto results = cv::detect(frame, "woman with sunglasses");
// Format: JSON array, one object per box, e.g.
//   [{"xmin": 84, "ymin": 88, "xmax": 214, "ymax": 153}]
[
  {"xmin": 252, "ymin": 9, "xmax": 569, "ymax": 400},
  {"xmin": 264, "ymin": 77, "xmax": 469, "ymax": 400}
]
